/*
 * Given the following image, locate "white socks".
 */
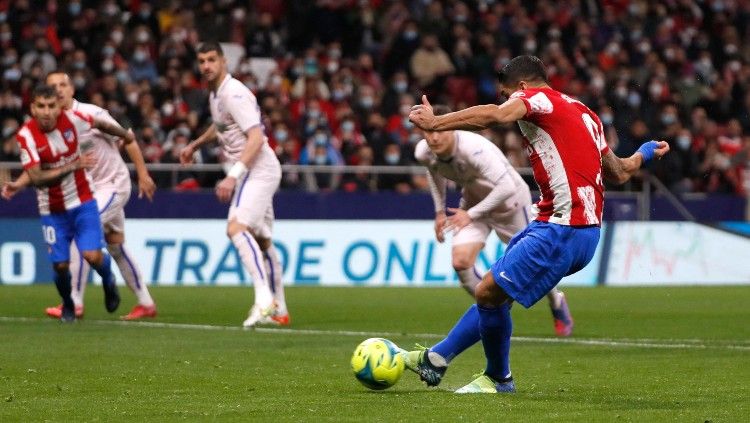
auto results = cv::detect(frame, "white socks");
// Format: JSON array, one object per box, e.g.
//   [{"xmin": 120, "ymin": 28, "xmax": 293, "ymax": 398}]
[
  {"xmin": 68, "ymin": 241, "xmax": 155, "ymax": 307},
  {"xmin": 231, "ymin": 232, "xmax": 274, "ymax": 308},
  {"xmin": 263, "ymin": 244, "xmax": 287, "ymax": 315},
  {"xmin": 108, "ymin": 243, "xmax": 154, "ymax": 307},
  {"xmin": 456, "ymin": 267, "xmax": 482, "ymax": 296},
  {"xmin": 68, "ymin": 242, "xmax": 87, "ymax": 308},
  {"xmin": 547, "ymin": 287, "xmax": 562, "ymax": 309}
]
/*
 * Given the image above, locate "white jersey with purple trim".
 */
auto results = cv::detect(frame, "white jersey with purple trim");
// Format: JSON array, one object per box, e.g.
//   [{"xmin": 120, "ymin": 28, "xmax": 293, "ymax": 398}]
[
  {"xmin": 209, "ymin": 74, "xmax": 279, "ymax": 177},
  {"xmin": 71, "ymin": 100, "xmax": 130, "ymax": 192},
  {"xmin": 415, "ymin": 130, "xmax": 530, "ymax": 221}
]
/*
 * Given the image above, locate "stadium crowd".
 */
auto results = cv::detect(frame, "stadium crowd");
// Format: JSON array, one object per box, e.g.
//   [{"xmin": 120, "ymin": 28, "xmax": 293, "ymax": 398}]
[{"xmin": 0, "ymin": 0, "xmax": 749, "ymax": 195}]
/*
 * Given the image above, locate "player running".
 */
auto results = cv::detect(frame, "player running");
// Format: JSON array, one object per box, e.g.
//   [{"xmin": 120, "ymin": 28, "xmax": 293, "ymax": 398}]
[
  {"xmin": 415, "ymin": 104, "xmax": 573, "ymax": 336},
  {"xmin": 179, "ymin": 42, "xmax": 288, "ymax": 327},
  {"xmin": 4, "ymin": 72, "xmax": 158, "ymax": 320},
  {"xmin": 7, "ymin": 85, "xmax": 147, "ymax": 321},
  {"xmin": 406, "ymin": 55, "xmax": 669, "ymax": 393}
]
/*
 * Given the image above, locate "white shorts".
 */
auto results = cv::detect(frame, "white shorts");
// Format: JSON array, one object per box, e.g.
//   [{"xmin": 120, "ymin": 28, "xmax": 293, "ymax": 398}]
[
  {"xmin": 95, "ymin": 184, "xmax": 131, "ymax": 234},
  {"xmin": 228, "ymin": 173, "xmax": 279, "ymax": 239},
  {"xmin": 453, "ymin": 198, "xmax": 536, "ymax": 246}
]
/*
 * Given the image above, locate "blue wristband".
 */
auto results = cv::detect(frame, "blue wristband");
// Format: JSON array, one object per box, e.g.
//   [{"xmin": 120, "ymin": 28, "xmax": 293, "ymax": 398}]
[{"xmin": 636, "ymin": 140, "xmax": 659, "ymax": 163}]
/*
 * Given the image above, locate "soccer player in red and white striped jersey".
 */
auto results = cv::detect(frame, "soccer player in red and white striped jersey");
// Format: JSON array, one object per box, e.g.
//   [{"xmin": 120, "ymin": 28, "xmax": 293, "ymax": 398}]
[
  {"xmin": 8, "ymin": 85, "xmax": 141, "ymax": 321},
  {"xmin": 407, "ymin": 55, "xmax": 670, "ymax": 393}
]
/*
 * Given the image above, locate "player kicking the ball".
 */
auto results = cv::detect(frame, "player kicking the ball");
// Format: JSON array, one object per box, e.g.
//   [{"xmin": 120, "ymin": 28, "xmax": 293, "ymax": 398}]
[
  {"xmin": 180, "ymin": 42, "xmax": 288, "ymax": 327},
  {"xmin": 405, "ymin": 55, "xmax": 669, "ymax": 393},
  {"xmin": 415, "ymin": 104, "xmax": 573, "ymax": 337},
  {"xmin": 4, "ymin": 72, "xmax": 158, "ymax": 320}
]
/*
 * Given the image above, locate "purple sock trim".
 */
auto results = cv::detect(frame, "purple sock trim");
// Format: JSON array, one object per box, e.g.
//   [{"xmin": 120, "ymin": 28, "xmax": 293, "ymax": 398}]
[
  {"xmin": 119, "ymin": 245, "xmax": 142, "ymax": 290},
  {"xmin": 76, "ymin": 250, "xmax": 84, "ymax": 291},
  {"xmin": 241, "ymin": 232, "xmax": 266, "ymax": 282},
  {"xmin": 472, "ymin": 267, "xmax": 482, "ymax": 281},
  {"xmin": 265, "ymin": 252, "xmax": 276, "ymax": 294}
]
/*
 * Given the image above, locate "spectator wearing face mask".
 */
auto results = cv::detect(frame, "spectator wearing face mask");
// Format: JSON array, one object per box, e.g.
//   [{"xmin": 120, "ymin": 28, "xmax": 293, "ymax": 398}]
[
  {"xmin": 386, "ymin": 94, "xmax": 417, "ymax": 145},
  {"xmin": 20, "ymin": 37, "xmax": 57, "ymax": 75},
  {"xmin": 129, "ymin": 41, "xmax": 158, "ymax": 84},
  {"xmin": 409, "ymin": 33, "xmax": 454, "ymax": 96},
  {"xmin": 298, "ymin": 129, "xmax": 343, "ymax": 192},
  {"xmin": 341, "ymin": 145, "xmax": 376, "ymax": 192},
  {"xmin": 380, "ymin": 71, "xmax": 411, "ymax": 117},
  {"xmin": 654, "ymin": 128, "xmax": 700, "ymax": 193},
  {"xmin": 299, "ymin": 128, "xmax": 344, "ymax": 167},
  {"xmin": 337, "ymin": 117, "xmax": 367, "ymax": 165},
  {"xmin": 376, "ymin": 143, "xmax": 413, "ymax": 194}
]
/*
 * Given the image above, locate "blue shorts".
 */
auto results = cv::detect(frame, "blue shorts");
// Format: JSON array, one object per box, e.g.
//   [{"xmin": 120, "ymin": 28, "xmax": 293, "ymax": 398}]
[
  {"xmin": 489, "ymin": 220, "xmax": 600, "ymax": 308},
  {"xmin": 40, "ymin": 199, "xmax": 104, "ymax": 264}
]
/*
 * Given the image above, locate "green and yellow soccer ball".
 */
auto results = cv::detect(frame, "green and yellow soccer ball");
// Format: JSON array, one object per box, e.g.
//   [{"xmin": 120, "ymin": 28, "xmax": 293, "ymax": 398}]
[{"xmin": 350, "ymin": 338, "xmax": 405, "ymax": 390}]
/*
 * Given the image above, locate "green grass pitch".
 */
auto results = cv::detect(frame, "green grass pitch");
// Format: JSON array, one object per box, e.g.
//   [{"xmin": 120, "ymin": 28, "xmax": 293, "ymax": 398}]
[{"xmin": 1, "ymin": 285, "xmax": 748, "ymax": 422}]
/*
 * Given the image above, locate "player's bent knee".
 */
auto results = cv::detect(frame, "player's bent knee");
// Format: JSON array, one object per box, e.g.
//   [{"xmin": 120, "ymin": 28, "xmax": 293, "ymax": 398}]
[
  {"xmin": 475, "ymin": 273, "xmax": 509, "ymax": 307},
  {"xmin": 256, "ymin": 237, "xmax": 271, "ymax": 251},
  {"xmin": 226, "ymin": 221, "xmax": 247, "ymax": 238},
  {"xmin": 451, "ymin": 255, "xmax": 473, "ymax": 271},
  {"xmin": 53, "ymin": 262, "xmax": 70, "ymax": 273},
  {"xmin": 105, "ymin": 231, "xmax": 124, "ymax": 245},
  {"xmin": 81, "ymin": 250, "xmax": 103, "ymax": 266}
]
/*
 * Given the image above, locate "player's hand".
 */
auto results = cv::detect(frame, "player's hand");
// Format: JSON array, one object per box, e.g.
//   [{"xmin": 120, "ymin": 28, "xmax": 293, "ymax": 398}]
[
  {"xmin": 78, "ymin": 152, "xmax": 97, "ymax": 170},
  {"xmin": 215, "ymin": 177, "xmax": 236, "ymax": 203},
  {"xmin": 445, "ymin": 207, "xmax": 472, "ymax": 233},
  {"xmin": 653, "ymin": 140, "xmax": 670, "ymax": 159},
  {"xmin": 409, "ymin": 95, "xmax": 437, "ymax": 131},
  {"xmin": 179, "ymin": 145, "xmax": 195, "ymax": 165},
  {"xmin": 1, "ymin": 180, "xmax": 22, "ymax": 200},
  {"xmin": 434, "ymin": 211, "xmax": 447, "ymax": 243},
  {"xmin": 138, "ymin": 173, "xmax": 156, "ymax": 201}
]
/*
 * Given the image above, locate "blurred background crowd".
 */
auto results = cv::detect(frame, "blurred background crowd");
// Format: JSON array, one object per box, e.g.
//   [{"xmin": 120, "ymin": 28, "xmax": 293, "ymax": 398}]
[{"xmin": 0, "ymin": 0, "xmax": 749, "ymax": 195}]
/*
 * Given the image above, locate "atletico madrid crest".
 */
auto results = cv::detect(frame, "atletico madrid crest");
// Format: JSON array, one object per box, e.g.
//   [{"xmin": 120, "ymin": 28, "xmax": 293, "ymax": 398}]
[{"xmin": 63, "ymin": 129, "xmax": 74, "ymax": 142}]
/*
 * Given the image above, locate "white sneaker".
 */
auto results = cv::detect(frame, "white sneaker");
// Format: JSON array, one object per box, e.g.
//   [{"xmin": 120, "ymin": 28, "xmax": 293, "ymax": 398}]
[{"xmin": 242, "ymin": 303, "xmax": 277, "ymax": 328}]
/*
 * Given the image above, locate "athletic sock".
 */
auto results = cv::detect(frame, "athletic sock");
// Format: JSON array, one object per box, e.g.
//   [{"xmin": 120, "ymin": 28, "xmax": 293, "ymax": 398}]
[
  {"xmin": 263, "ymin": 244, "xmax": 287, "ymax": 314},
  {"xmin": 108, "ymin": 243, "xmax": 154, "ymax": 307},
  {"xmin": 54, "ymin": 268, "xmax": 74, "ymax": 310},
  {"xmin": 456, "ymin": 267, "xmax": 482, "ymax": 296},
  {"xmin": 89, "ymin": 251, "xmax": 114, "ymax": 287},
  {"xmin": 430, "ymin": 304, "xmax": 481, "ymax": 363},
  {"xmin": 68, "ymin": 243, "xmax": 88, "ymax": 307},
  {"xmin": 547, "ymin": 287, "xmax": 562, "ymax": 309},
  {"xmin": 478, "ymin": 303, "xmax": 513, "ymax": 382},
  {"xmin": 230, "ymin": 232, "xmax": 273, "ymax": 308}
]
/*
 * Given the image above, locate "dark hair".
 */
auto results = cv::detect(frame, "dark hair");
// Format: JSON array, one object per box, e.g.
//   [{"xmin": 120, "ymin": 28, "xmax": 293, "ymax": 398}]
[
  {"xmin": 46, "ymin": 70, "xmax": 69, "ymax": 81},
  {"xmin": 432, "ymin": 105, "xmax": 452, "ymax": 116},
  {"xmin": 31, "ymin": 85, "xmax": 57, "ymax": 101},
  {"xmin": 197, "ymin": 42, "xmax": 223, "ymax": 56},
  {"xmin": 497, "ymin": 55, "xmax": 548, "ymax": 86}
]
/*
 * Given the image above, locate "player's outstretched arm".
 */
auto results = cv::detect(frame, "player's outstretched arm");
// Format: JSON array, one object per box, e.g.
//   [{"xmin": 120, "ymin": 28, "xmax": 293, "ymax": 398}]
[
  {"xmin": 26, "ymin": 153, "xmax": 96, "ymax": 187},
  {"xmin": 602, "ymin": 141, "xmax": 670, "ymax": 185},
  {"xmin": 93, "ymin": 117, "xmax": 134, "ymax": 142},
  {"xmin": 1, "ymin": 171, "xmax": 31, "ymax": 200},
  {"xmin": 181, "ymin": 124, "xmax": 217, "ymax": 165},
  {"xmin": 122, "ymin": 129, "xmax": 156, "ymax": 201},
  {"xmin": 409, "ymin": 95, "xmax": 527, "ymax": 132}
]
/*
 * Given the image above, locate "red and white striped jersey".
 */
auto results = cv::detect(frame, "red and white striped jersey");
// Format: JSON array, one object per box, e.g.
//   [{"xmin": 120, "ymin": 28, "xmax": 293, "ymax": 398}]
[
  {"xmin": 510, "ymin": 87, "xmax": 609, "ymax": 226},
  {"xmin": 15, "ymin": 110, "xmax": 95, "ymax": 215}
]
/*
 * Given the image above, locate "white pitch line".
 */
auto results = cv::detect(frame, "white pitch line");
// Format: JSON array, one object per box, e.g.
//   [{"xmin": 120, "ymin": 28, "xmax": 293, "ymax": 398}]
[{"xmin": 1, "ymin": 316, "xmax": 749, "ymax": 351}]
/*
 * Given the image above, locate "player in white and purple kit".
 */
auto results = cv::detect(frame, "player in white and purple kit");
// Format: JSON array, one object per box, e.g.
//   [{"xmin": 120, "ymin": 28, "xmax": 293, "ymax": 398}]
[
  {"xmin": 415, "ymin": 105, "xmax": 573, "ymax": 337},
  {"xmin": 4, "ymin": 72, "xmax": 158, "ymax": 320},
  {"xmin": 407, "ymin": 56, "xmax": 670, "ymax": 393},
  {"xmin": 8, "ymin": 85, "xmax": 144, "ymax": 321},
  {"xmin": 180, "ymin": 42, "xmax": 288, "ymax": 327}
]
